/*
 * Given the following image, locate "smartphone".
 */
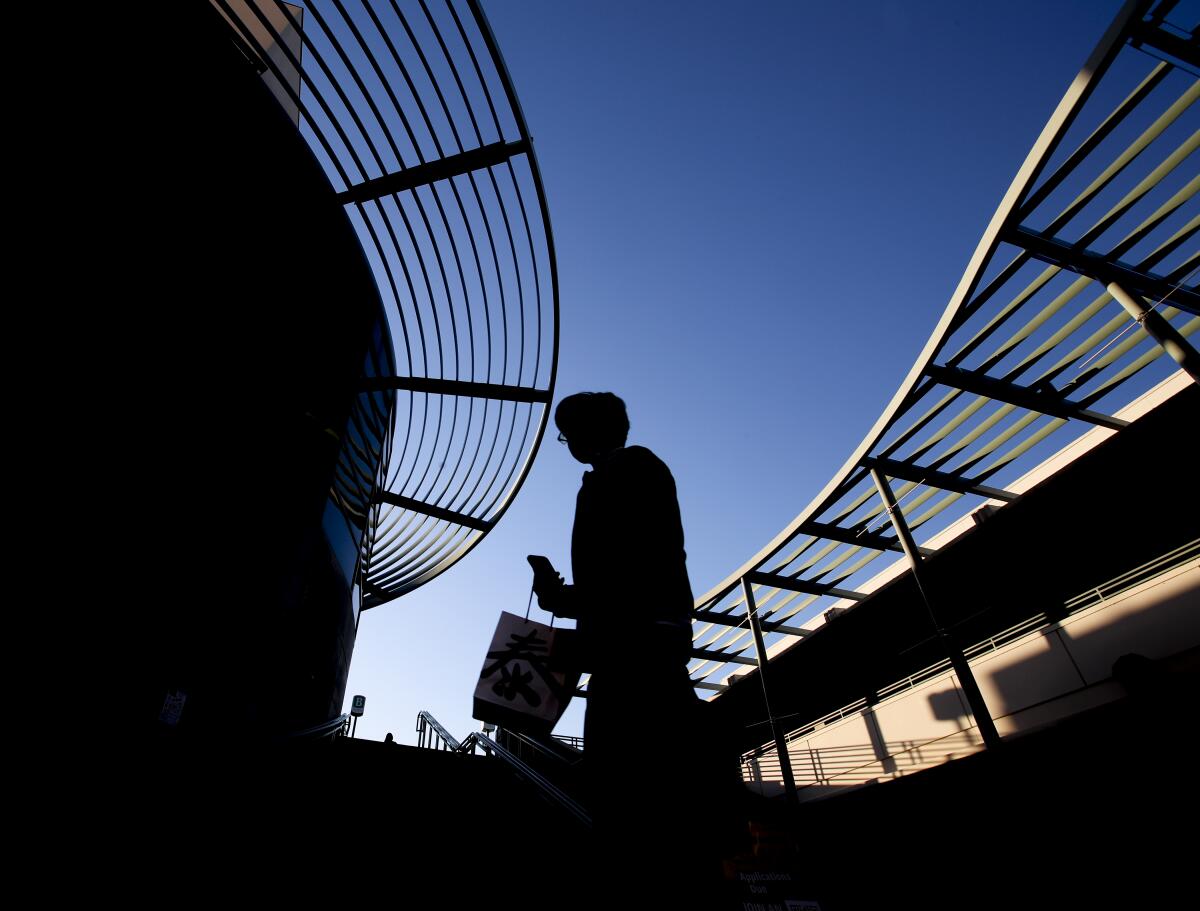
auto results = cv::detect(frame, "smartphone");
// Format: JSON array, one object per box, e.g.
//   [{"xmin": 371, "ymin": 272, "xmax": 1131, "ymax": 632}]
[{"xmin": 526, "ymin": 554, "xmax": 558, "ymax": 580}]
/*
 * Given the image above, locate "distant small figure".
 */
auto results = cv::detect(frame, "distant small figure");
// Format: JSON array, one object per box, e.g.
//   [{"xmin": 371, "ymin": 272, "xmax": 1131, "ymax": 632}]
[{"xmin": 384, "ymin": 732, "xmax": 396, "ymax": 745}]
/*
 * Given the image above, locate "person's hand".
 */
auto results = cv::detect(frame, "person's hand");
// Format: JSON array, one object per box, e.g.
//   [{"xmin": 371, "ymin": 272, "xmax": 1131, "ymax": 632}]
[
  {"xmin": 537, "ymin": 580, "xmax": 581, "ymax": 618},
  {"xmin": 534, "ymin": 577, "xmax": 565, "ymax": 618},
  {"xmin": 532, "ymin": 570, "xmax": 564, "ymax": 600}
]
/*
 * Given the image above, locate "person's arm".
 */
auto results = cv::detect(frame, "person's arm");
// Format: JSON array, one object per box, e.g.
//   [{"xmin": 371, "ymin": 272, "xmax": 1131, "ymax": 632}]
[
  {"xmin": 531, "ymin": 559, "xmax": 592, "ymax": 620},
  {"xmin": 537, "ymin": 583, "xmax": 588, "ymax": 620}
]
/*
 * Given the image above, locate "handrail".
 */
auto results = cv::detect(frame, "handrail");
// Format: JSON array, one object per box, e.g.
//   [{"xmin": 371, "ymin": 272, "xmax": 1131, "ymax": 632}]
[
  {"xmin": 286, "ymin": 712, "xmax": 351, "ymax": 740},
  {"xmin": 553, "ymin": 734, "xmax": 585, "ymax": 751},
  {"xmin": 461, "ymin": 732, "xmax": 592, "ymax": 828},
  {"xmin": 497, "ymin": 727, "xmax": 584, "ymax": 765},
  {"xmin": 1063, "ymin": 537, "xmax": 1199, "ymax": 612},
  {"xmin": 414, "ymin": 711, "xmax": 591, "ymax": 827},
  {"xmin": 744, "ymin": 725, "xmax": 985, "ymax": 791},
  {"xmin": 415, "ymin": 710, "xmax": 461, "ymax": 751}
]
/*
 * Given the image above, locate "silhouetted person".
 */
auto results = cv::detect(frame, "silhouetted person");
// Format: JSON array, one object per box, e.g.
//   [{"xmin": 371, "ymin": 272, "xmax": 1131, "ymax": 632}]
[
  {"xmin": 384, "ymin": 732, "xmax": 395, "ymax": 745},
  {"xmin": 536, "ymin": 392, "xmax": 717, "ymax": 902}
]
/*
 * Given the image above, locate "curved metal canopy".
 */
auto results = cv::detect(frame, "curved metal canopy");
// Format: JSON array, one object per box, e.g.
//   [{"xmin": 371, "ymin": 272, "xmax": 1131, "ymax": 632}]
[
  {"xmin": 215, "ymin": 0, "xmax": 559, "ymax": 608},
  {"xmin": 685, "ymin": 0, "xmax": 1198, "ymax": 694}
]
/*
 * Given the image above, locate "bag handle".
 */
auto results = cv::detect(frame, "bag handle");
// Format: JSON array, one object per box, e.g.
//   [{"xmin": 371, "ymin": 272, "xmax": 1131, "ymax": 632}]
[{"xmin": 525, "ymin": 582, "xmax": 555, "ymax": 628}]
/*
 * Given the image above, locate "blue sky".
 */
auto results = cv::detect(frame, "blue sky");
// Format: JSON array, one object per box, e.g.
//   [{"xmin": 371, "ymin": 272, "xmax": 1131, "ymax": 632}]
[{"xmin": 343, "ymin": 0, "xmax": 1138, "ymax": 744}]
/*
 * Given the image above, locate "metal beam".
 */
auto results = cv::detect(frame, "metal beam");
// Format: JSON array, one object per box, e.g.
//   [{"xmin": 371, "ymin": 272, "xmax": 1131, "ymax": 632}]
[
  {"xmin": 1131, "ymin": 20, "xmax": 1200, "ymax": 69},
  {"xmin": 870, "ymin": 470, "xmax": 1001, "ymax": 749},
  {"xmin": 360, "ymin": 375, "xmax": 552, "ymax": 403},
  {"xmin": 1146, "ymin": 0, "xmax": 1181, "ymax": 26},
  {"xmin": 1015, "ymin": 61, "xmax": 1173, "ymax": 224},
  {"xmin": 693, "ymin": 681, "xmax": 730, "ymax": 693},
  {"xmin": 803, "ymin": 521, "xmax": 935, "ymax": 557},
  {"xmin": 336, "ymin": 139, "xmax": 532, "ymax": 204},
  {"xmin": 862, "ymin": 456, "xmax": 1018, "ymax": 503},
  {"xmin": 926, "ymin": 364, "xmax": 1129, "ymax": 430},
  {"xmin": 692, "ymin": 608, "xmax": 811, "ymax": 637},
  {"xmin": 742, "ymin": 578, "xmax": 800, "ymax": 810},
  {"xmin": 1006, "ymin": 226, "xmax": 1200, "ymax": 316},
  {"xmin": 693, "ymin": 609, "xmax": 747, "ymax": 628},
  {"xmin": 762, "ymin": 620, "xmax": 811, "ymax": 637},
  {"xmin": 691, "ymin": 648, "xmax": 758, "ymax": 667},
  {"xmin": 746, "ymin": 570, "xmax": 867, "ymax": 601},
  {"xmin": 374, "ymin": 491, "xmax": 491, "ymax": 531},
  {"xmin": 361, "ymin": 581, "xmax": 389, "ymax": 606},
  {"xmin": 1108, "ymin": 282, "xmax": 1200, "ymax": 382}
]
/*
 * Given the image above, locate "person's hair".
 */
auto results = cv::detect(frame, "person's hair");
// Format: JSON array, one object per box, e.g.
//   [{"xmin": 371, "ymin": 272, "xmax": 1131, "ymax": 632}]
[{"xmin": 554, "ymin": 392, "xmax": 629, "ymax": 449}]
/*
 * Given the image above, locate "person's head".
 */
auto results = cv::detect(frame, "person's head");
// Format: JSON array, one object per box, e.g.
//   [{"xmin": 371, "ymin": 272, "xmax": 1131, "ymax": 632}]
[{"xmin": 554, "ymin": 392, "xmax": 629, "ymax": 464}]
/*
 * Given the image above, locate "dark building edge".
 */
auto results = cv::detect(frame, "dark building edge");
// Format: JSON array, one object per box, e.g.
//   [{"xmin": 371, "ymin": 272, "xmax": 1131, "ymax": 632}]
[{"xmin": 71, "ymin": 3, "xmax": 397, "ymax": 738}]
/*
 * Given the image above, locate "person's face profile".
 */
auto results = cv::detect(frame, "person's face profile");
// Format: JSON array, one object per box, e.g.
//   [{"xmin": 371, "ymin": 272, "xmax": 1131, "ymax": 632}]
[
  {"xmin": 559, "ymin": 426, "xmax": 600, "ymax": 465},
  {"xmin": 566, "ymin": 434, "xmax": 594, "ymax": 465}
]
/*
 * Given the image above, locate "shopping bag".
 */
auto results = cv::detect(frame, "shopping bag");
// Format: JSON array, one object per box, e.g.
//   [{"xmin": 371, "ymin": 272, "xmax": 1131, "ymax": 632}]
[{"xmin": 473, "ymin": 611, "xmax": 582, "ymax": 736}]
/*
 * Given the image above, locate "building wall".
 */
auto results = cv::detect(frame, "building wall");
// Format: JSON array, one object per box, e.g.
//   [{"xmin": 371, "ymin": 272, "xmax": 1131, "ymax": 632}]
[
  {"xmin": 130, "ymin": 3, "xmax": 392, "ymax": 737},
  {"xmin": 743, "ymin": 555, "xmax": 1199, "ymax": 799}
]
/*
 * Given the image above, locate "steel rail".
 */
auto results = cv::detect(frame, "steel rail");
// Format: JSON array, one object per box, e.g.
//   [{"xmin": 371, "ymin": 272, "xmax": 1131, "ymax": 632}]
[
  {"xmin": 213, "ymin": 1, "xmax": 558, "ymax": 607},
  {"xmin": 687, "ymin": 1, "xmax": 1196, "ymax": 685},
  {"xmin": 318, "ymin": 1, "xmax": 476, "ymax": 520}
]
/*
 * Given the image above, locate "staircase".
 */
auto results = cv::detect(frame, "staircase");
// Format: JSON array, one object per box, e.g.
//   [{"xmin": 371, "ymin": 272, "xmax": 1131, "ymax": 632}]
[{"xmin": 116, "ymin": 729, "xmax": 588, "ymax": 907}]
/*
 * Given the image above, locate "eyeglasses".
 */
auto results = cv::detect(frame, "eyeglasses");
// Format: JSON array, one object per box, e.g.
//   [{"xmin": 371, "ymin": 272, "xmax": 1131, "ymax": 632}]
[{"xmin": 556, "ymin": 432, "xmax": 568, "ymax": 444}]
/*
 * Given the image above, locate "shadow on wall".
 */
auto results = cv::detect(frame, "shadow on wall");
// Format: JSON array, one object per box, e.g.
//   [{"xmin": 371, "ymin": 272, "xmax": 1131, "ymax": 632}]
[
  {"xmin": 742, "ymin": 728, "xmax": 985, "ymax": 797},
  {"xmin": 983, "ymin": 565, "xmax": 1199, "ymax": 719},
  {"xmin": 741, "ymin": 560, "xmax": 1198, "ymax": 798}
]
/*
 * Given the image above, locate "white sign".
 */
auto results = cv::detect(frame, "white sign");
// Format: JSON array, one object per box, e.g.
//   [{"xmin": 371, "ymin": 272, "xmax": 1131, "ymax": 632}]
[{"xmin": 473, "ymin": 611, "xmax": 576, "ymax": 728}]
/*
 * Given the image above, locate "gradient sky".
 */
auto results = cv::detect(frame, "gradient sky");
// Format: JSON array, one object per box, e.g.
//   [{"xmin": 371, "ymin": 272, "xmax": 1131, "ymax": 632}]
[{"xmin": 343, "ymin": 0, "xmax": 1140, "ymax": 745}]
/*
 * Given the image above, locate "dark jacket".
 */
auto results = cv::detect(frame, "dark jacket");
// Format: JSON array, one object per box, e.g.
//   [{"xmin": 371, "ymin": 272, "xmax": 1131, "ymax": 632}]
[{"xmin": 569, "ymin": 446, "xmax": 694, "ymax": 672}]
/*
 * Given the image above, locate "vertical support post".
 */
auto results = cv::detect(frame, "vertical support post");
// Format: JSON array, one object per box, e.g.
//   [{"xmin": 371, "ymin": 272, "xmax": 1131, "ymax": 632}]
[
  {"xmin": 1107, "ymin": 282, "xmax": 1200, "ymax": 383},
  {"xmin": 870, "ymin": 469, "xmax": 1002, "ymax": 749},
  {"xmin": 742, "ymin": 577, "xmax": 800, "ymax": 810}
]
